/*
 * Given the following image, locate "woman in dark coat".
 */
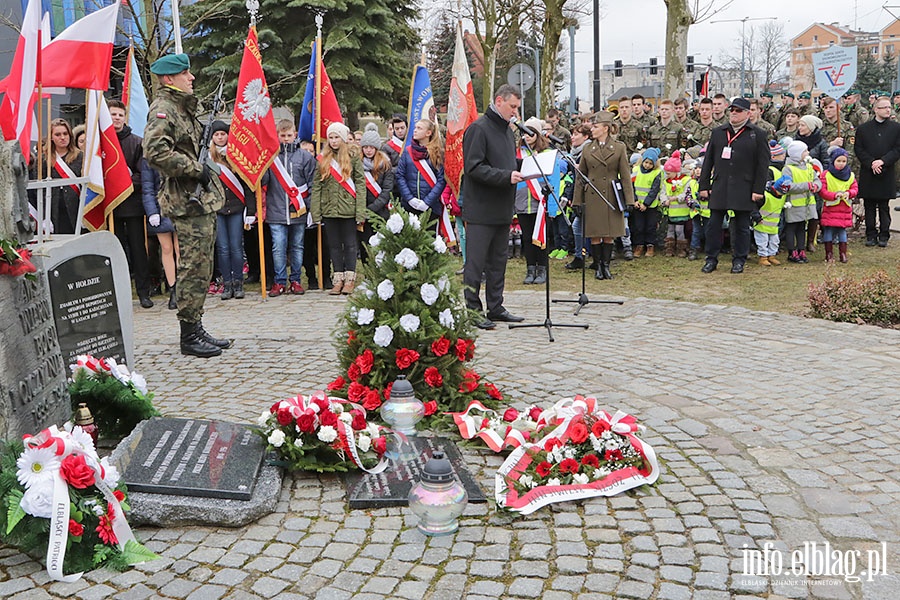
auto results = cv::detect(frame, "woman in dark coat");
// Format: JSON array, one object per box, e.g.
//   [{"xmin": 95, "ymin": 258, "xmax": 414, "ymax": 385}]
[
  {"xmin": 358, "ymin": 126, "xmax": 394, "ymax": 262},
  {"xmin": 573, "ymin": 111, "xmax": 635, "ymax": 279}
]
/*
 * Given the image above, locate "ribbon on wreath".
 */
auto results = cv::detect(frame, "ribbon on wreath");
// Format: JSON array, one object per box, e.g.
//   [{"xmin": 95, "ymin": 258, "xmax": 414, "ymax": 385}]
[{"xmin": 449, "ymin": 400, "xmax": 534, "ymax": 452}]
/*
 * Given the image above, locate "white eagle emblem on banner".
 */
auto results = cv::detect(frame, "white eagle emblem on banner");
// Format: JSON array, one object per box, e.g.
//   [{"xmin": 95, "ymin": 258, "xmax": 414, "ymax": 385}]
[{"xmin": 238, "ymin": 78, "xmax": 271, "ymax": 124}]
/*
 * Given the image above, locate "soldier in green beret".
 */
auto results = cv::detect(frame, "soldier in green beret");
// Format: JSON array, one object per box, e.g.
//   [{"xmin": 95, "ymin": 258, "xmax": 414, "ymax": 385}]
[
  {"xmin": 797, "ymin": 91, "xmax": 814, "ymax": 117},
  {"xmin": 892, "ymin": 91, "xmax": 900, "ymax": 119},
  {"xmin": 142, "ymin": 53, "xmax": 230, "ymax": 358},
  {"xmin": 760, "ymin": 92, "xmax": 779, "ymax": 128},
  {"xmin": 841, "ymin": 89, "xmax": 869, "ymax": 128},
  {"xmin": 776, "ymin": 92, "xmax": 795, "ymax": 130}
]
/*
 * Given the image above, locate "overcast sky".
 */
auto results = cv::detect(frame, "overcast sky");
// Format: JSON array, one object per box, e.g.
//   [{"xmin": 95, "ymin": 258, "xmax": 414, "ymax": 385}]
[{"xmin": 567, "ymin": 0, "xmax": 897, "ymax": 95}]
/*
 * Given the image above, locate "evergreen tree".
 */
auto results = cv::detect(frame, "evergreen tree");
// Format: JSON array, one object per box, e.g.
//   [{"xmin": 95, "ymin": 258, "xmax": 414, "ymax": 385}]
[
  {"xmin": 856, "ymin": 47, "xmax": 897, "ymax": 98},
  {"xmin": 183, "ymin": 0, "xmax": 420, "ymax": 117}
]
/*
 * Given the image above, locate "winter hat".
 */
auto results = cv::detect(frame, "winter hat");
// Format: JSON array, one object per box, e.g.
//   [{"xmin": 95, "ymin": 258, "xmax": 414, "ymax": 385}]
[
  {"xmin": 829, "ymin": 147, "xmax": 849, "ymax": 162},
  {"xmin": 799, "ymin": 115, "xmax": 823, "ymax": 132},
  {"xmin": 682, "ymin": 158, "xmax": 697, "ymax": 173},
  {"xmin": 629, "ymin": 152, "xmax": 641, "ymax": 166},
  {"xmin": 326, "ymin": 122, "xmax": 350, "ymax": 143},
  {"xmin": 769, "ymin": 139, "xmax": 786, "ymax": 162},
  {"xmin": 523, "ymin": 117, "xmax": 545, "ymax": 136},
  {"xmin": 211, "ymin": 120, "xmax": 229, "ymax": 135},
  {"xmin": 663, "ymin": 150, "xmax": 682, "ymax": 173},
  {"xmin": 360, "ymin": 123, "xmax": 382, "ymax": 149},
  {"xmin": 641, "ymin": 147, "xmax": 661, "ymax": 164},
  {"xmin": 787, "ymin": 140, "xmax": 808, "ymax": 163}
]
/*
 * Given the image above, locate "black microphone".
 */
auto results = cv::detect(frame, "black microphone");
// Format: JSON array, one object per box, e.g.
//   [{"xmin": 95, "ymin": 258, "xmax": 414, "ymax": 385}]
[
  {"xmin": 509, "ymin": 116, "xmax": 534, "ymax": 137},
  {"xmin": 545, "ymin": 132, "xmax": 566, "ymax": 146}
]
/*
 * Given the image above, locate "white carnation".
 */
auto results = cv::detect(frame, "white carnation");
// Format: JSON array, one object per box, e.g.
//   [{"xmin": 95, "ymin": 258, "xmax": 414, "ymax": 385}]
[
  {"xmin": 438, "ymin": 308, "xmax": 455, "ymax": 328},
  {"xmin": 373, "ymin": 325, "xmax": 394, "ymax": 347},
  {"xmin": 573, "ymin": 473, "xmax": 589, "ymax": 485},
  {"xmin": 394, "ymin": 248, "xmax": 419, "ymax": 269},
  {"xmin": 399, "ymin": 314, "xmax": 420, "ymax": 333},
  {"xmin": 293, "ymin": 438, "xmax": 304, "ymax": 449},
  {"xmin": 367, "ymin": 423, "xmax": 382, "ymax": 438},
  {"xmin": 357, "ymin": 308, "xmax": 375, "ymax": 325},
  {"xmin": 377, "ymin": 279, "xmax": 395, "ymax": 300},
  {"xmin": 547, "ymin": 477, "xmax": 562, "ymax": 487},
  {"xmin": 129, "ymin": 372, "xmax": 148, "ymax": 395},
  {"xmin": 339, "ymin": 412, "xmax": 353, "ymax": 424},
  {"xmin": 257, "ymin": 410, "xmax": 271, "ymax": 426},
  {"xmin": 408, "ymin": 215, "xmax": 421, "ymax": 230},
  {"xmin": 386, "ymin": 213, "xmax": 404, "ymax": 234},
  {"xmin": 437, "ymin": 275, "xmax": 450, "ymax": 292},
  {"xmin": 375, "ymin": 251, "xmax": 385, "ymax": 266},
  {"xmin": 369, "ymin": 232, "xmax": 384, "ymax": 247},
  {"xmin": 357, "ymin": 434, "xmax": 372, "ymax": 453},
  {"xmin": 19, "ymin": 481, "xmax": 54, "ymax": 518},
  {"xmin": 100, "ymin": 457, "xmax": 120, "ymax": 488},
  {"xmin": 317, "ymin": 426, "xmax": 338, "ymax": 443},
  {"xmin": 433, "ymin": 236, "xmax": 447, "ymax": 253},
  {"xmin": 268, "ymin": 430, "xmax": 286, "ymax": 447},
  {"xmin": 519, "ymin": 474, "xmax": 534, "ymax": 488},
  {"xmin": 420, "ymin": 283, "xmax": 439, "ymax": 306}
]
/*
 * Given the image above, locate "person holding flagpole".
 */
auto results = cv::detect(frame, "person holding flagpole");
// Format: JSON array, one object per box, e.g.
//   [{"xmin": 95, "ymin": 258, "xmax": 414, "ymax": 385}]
[
  {"xmin": 143, "ymin": 53, "xmax": 231, "ymax": 358},
  {"xmin": 310, "ymin": 122, "xmax": 366, "ymax": 295},
  {"xmin": 396, "ymin": 119, "xmax": 446, "ymax": 221}
]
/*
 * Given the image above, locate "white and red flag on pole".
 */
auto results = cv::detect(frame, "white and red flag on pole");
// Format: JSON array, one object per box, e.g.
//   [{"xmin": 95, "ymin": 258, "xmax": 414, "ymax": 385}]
[
  {"xmin": 444, "ymin": 22, "xmax": 478, "ymax": 198},
  {"xmin": 0, "ymin": 0, "xmax": 41, "ymax": 161},
  {"xmin": 82, "ymin": 90, "xmax": 134, "ymax": 231},
  {"xmin": 40, "ymin": 2, "xmax": 119, "ymax": 90},
  {"xmin": 228, "ymin": 25, "xmax": 279, "ymax": 189}
]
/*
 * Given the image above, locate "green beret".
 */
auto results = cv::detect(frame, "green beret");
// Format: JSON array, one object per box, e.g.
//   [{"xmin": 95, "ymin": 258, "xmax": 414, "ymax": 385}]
[
  {"xmin": 798, "ymin": 91, "xmax": 811, "ymax": 99},
  {"xmin": 893, "ymin": 91, "xmax": 900, "ymax": 98},
  {"xmin": 782, "ymin": 92, "xmax": 795, "ymax": 99},
  {"xmin": 869, "ymin": 89, "xmax": 879, "ymax": 96},
  {"xmin": 150, "ymin": 53, "xmax": 191, "ymax": 76},
  {"xmin": 760, "ymin": 92, "xmax": 773, "ymax": 98},
  {"xmin": 742, "ymin": 92, "xmax": 754, "ymax": 98}
]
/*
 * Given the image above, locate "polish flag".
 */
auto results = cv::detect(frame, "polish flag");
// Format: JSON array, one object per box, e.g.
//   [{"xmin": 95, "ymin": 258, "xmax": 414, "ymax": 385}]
[
  {"xmin": 0, "ymin": 0, "xmax": 41, "ymax": 160},
  {"xmin": 82, "ymin": 90, "xmax": 134, "ymax": 231},
  {"xmin": 444, "ymin": 22, "xmax": 478, "ymax": 197},
  {"xmin": 41, "ymin": 2, "xmax": 119, "ymax": 90}
]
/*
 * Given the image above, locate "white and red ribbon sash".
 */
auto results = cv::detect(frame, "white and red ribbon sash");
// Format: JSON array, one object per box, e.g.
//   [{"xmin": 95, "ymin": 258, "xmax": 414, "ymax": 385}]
[
  {"xmin": 218, "ymin": 163, "xmax": 245, "ymax": 205},
  {"xmin": 364, "ymin": 171, "xmax": 382, "ymax": 198},
  {"xmin": 54, "ymin": 156, "xmax": 80, "ymax": 194},
  {"xmin": 408, "ymin": 146, "xmax": 437, "ymax": 188},
  {"xmin": 439, "ymin": 208, "xmax": 457, "ymax": 246},
  {"xmin": 387, "ymin": 136, "xmax": 403, "ymax": 154},
  {"xmin": 330, "ymin": 159, "xmax": 356, "ymax": 198},
  {"xmin": 450, "ymin": 400, "xmax": 531, "ymax": 452},
  {"xmin": 272, "ymin": 156, "xmax": 308, "ymax": 214},
  {"xmin": 516, "ymin": 148, "xmax": 548, "ymax": 248}
]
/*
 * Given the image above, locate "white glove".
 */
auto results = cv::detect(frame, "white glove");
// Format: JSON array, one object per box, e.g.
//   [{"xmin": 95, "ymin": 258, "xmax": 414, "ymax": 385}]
[
  {"xmin": 148, "ymin": 214, "xmax": 161, "ymax": 227},
  {"xmin": 42, "ymin": 219, "xmax": 54, "ymax": 234},
  {"xmin": 244, "ymin": 215, "xmax": 257, "ymax": 226},
  {"xmin": 409, "ymin": 198, "xmax": 428, "ymax": 212}
]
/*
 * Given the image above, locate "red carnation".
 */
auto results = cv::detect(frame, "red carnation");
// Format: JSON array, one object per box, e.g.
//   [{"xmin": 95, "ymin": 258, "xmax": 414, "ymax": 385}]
[
  {"xmin": 350, "ymin": 409, "xmax": 368, "ymax": 431},
  {"xmin": 363, "ymin": 389, "xmax": 382, "ymax": 411},
  {"xmin": 113, "ymin": 489, "xmax": 125, "ymax": 502},
  {"xmin": 543, "ymin": 437, "xmax": 563, "ymax": 452},
  {"xmin": 486, "ymin": 383, "xmax": 503, "ymax": 401},
  {"xmin": 373, "ymin": 436, "xmax": 387, "ymax": 455},
  {"xmin": 567, "ymin": 421, "xmax": 590, "ymax": 445},
  {"xmin": 313, "ymin": 397, "xmax": 331, "ymax": 413},
  {"xmin": 296, "ymin": 411, "xmax": 317, "ymax": 433},
  {"xmin": 424, "ymin": 367, "xmax": 443, "ymax": 388},
  {"xmin": 395, "ymin": 348, "xmax": 420, "ymax": 369},
  {"xmin": 462, "ymin": 339, "xmax": 475, "ymax": 360},
  {"xmin": 591, "ymin": 420, "xmax": 610, "ymax": 437},
  {"xmin": 68, "ymin": 519, "xmax": 84, "ymax": 537},
  {"xmin": 276, "ymin": 405, "xmax": 294, "ymax": 426},
  {"xmin": 60, "ymin": 454, "xmax": 95, "ymax": 489},
  {"xmin": 424, "ymin": 400, "xmax": 438, "ymax": 416},
  {"xmin": 559, "ymin": 458, "xmax": 580, "ymax": 474},
  {"xmin": 347, "ymin": 362, "xmax": 361, "ymax": 382},
  {"xmin": 459, "ymin": 370, "xmax": 480, "ymax": 393},
  {"xmin": 383, "ymin": 382, "xmax": 393, "ymax": 400},
  {"xmin": 528, "ymin": 406, "xmax": 543, "ymax": 421},
  {"xmin": 535, "ymin": 461, "xmax": 554, "ymax": 477},
  {"xmin": 327, "ymin": 376, "xmax": 346, "ymax": 391},
  {"xmin": 605, "ymin": 448, "xmax": 624, "ymax": 462},
  {"xmin": 502, "ymin": 407, "xmax": 519, "ymax": 422},
  {"xmin": 347, "ymin": 382, "xmax": 367, "ymax": 402},
  {"xmin": 356, "ymin": 349, "xmax": 374, "ymax": 375},
  {"xmin": 431, "ymin": 336, "xmax": 451, "ymax": 357},
  {"xmin": 319, "ymin": 409, "xmax": 338, "ymax": 427},
  {"xmin": 581, "ymin": 453, "xmax": 600, "ymax": 468},
  {"xmin": 481, "ymin": 417, "xmax": 490, "ymax": 429},
  {"xmin": 454, "ymin": 338, "xmax": 468, "ymax": 361}
]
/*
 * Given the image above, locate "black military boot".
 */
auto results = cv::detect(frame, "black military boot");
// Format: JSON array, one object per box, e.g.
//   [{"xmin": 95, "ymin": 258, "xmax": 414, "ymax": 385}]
[
  {"xmin": 168, "ymin": 283, "xmax": 177, "ymax": 310},
  {"xmin": 221, "ymin": 281, "xmax": 234, "ymax": 300},
  {"xmin": 600, "ymin": 243, "xmax": 614, "ymax": 280},
  {"xmin": 591, "ymin": 244, "xmax": 605, "ymax": 279},
  {"xmin": 197, "ymin": 321, "xmax": 233, "ymax": 349},
  {"xmin": 180, "ymin": 321, "xmax": 222, "ymax": 358},
  {"xmin": 233, "ymin": 280, "xmax": 245, "ymax": 299}
]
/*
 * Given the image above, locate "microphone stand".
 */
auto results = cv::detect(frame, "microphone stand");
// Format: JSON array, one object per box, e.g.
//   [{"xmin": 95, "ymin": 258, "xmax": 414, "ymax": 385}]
[
  {"xmin": 550, "ymin": 140, "xmax": 624, "ymax": 315},
  {"xmin": 507, "ymin": 133, "xmax": 588, "ymax": 342}
]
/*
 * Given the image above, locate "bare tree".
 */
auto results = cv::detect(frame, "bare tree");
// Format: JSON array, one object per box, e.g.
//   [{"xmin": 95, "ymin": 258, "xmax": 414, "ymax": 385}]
[
  {"xmin": 467, "ymin": 0, "xmax": 525, "ymax": 109},
  {"xmin": 758, "ymin": 21, "xmax": 789, "ymax": 92},
  {"xmin": 537, "ymin": 1, "xmax": 589, "ymax": 115},
  {"xmin": 718, "ymin": 24, "xmax": 759, "ymax": 93},
  {"xmin": 663, "ymin": 0, "xmax": 733, "ymax": 99}
]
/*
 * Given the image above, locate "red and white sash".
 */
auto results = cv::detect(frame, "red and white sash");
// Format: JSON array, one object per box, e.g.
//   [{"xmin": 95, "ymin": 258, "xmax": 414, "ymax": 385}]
[
  {"xmin": 364, "ymin": 171, "xmax": 382, "ymax": 198},
  {"xmin": 387, "ymin": 136, "xmax": 403, "ymax": 154},
  {"xmin": 218, "ymin": 163, "xmax": 245, "ymax": 205},
  {"xmin": 272, "ymin": 156, "xmax": 309, "ymax": 214},
  {"xmin": 330, "ymin": 159, "xmax": 356, "ymax": 198},
  {"xmin": 408, "ymin": 146, "xmax": 437, "ymax": 188},
  {"xmin": 54, "ymin": 156, "xmax": 80, "ymax": 194},
  {"xmin": 517, "ymin": 148, "xmax": 548, "ymax": 249}
]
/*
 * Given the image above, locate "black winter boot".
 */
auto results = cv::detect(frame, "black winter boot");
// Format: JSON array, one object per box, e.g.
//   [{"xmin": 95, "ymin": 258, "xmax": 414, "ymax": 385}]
[
  {"xmin": 180, "ymin": 321, "xmax": 222, "ymax": 358},
  {"xmin": 591, "ymin": 244, "xmax": 605, "ymax": 279},
  {"xmin": 523, "ymin": 265, "xmax": 536, "ymax": 284},
  {"xmin": 168, "ymin": 283, "xmax": 177, "ymax": 310},
  {"xmin": 233, "ymin": 280, "xmax": 245, "ymax": 299},
  {"xmin": 198, "ymin": 322, "xmax": 233, "ymax": 349},
  {"xmin": 600, "ymin": 243, "xmax": 614, "ymax": 280},
  {"xmin": 533, "ymin": 265, "xmax": 547, "ymax": 285},
  {"xmin": 221, "ymin": 281, "xmax": 234, "ymax": 300}
]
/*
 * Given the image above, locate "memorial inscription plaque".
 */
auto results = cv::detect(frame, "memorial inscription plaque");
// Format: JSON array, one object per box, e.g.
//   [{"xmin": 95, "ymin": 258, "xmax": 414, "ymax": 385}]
[
  {"xmin": 344, "ymin": 437, "xmax": 486, "ymax": 509},
  {"xmin": 120, "ymin": 417, "xmax": 266, "ymax": 501}
]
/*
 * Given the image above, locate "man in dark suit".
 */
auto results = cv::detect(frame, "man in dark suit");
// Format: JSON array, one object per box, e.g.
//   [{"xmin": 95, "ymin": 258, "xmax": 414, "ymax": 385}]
[
  {"xmin": 698, "ymin": 97, "xmax": 771, "ymax": 274},
  {"xmin": 462, "ymin": 84, "xmax": 526, "ymax": 329},
  {"xmin": 854, "ymin": 96, "xmax": 900, "ymax": 247}
]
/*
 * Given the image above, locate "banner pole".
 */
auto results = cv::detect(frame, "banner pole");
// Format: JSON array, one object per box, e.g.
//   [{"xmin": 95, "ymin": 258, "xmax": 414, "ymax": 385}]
[
  {"xmin": 256, "ymin": 185, "xmax": 267, "ymax": 299},
  {"xmin": 315, "ymin": 12, "xmax": 324, "ymax": 287}
]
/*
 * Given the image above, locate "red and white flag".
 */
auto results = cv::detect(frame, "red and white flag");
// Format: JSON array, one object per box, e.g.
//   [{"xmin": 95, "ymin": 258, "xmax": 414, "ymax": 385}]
[
  {"xmin": 0, "ymin": 0, "xmax": 41, "ymax": 161},
  {"xmin": 40, "ymin": 2, "xmax": 118, "ymax": 90},
  {"xmin": 228, "ymin": 25, "xmax": 279, "ymax": 189},
  {"xmin": 443, "ymin": 22, "xmax": 478, "ymax": 197},
  {"xmin": 82, "ymin": 90, "xmax": 134, "ymax": 231}
]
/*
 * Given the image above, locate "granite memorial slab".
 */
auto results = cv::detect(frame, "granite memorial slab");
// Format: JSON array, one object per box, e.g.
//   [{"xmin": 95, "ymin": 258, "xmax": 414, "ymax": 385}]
[
  {"xmin": 36, "ymin": 231, "xmax": 134, "ymax": 368},
  {"xmin": 118, "ymin": 417, "xmax": 266, "ymax": 500},
  {"xmin": 344, "ymin": 436, "xmax": 486, "ymax": 509},
  {"xmin": 111, "ymin": 417, "xmax": 281, "ymax": 527}
]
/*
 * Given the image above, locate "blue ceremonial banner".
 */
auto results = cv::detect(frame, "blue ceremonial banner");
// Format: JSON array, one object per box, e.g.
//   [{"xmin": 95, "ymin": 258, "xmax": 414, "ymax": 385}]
[
  {"xmin": 405, "ymin": 64, "xmax": 435, "ymax": 147},
  {"xmin": 298, "ymin": 42, "xmax": 317, "ymax": 143}
]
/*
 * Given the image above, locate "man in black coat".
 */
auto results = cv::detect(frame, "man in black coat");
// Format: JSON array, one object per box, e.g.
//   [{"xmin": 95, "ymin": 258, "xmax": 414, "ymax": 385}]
[
  {"xmin": 854, "ymin": 96, "xmax": 900, "ymax": 247},
  {"xmin": 698, "ymin": 97, "xmax": 771, "ymax": 273},
  {"xmin": 462, "ymin": 84, "xmax": 525, "ymax": 329}
]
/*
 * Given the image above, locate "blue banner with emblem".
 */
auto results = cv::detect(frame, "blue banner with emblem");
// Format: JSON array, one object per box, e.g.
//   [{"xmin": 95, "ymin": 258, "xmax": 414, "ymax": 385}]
[{"xmin": 405, "ymin": 64, "xmax": 435, "ymax": 148}]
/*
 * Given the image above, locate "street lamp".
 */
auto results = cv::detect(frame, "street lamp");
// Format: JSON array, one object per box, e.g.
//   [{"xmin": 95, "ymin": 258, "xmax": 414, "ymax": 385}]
[{"xmin": 710, "ymin": 16, "xmax": 777, "ymax": 97}]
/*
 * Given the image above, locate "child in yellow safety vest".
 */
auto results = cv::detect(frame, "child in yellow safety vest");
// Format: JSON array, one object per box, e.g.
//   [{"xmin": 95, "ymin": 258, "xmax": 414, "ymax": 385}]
[
  {"xmin": 818, "ymin": 147, "xmax": 857, "ymax": 263},
  {"xmin": 686, "ymin": 158, "xmax": 706, "ymax": 260},
  {"xmin": 754, "ymin": 140, "xmax": 790, "ymax": 266},
  {"xmin": 659, "ymin": 151, "xmax": 692, "ymax": 257},
  {"xmin": 782, "ymin": 140, "xmax": 821, "ymax": 263},
  {"xmin": 630, "ymin": 147, "xmax": 663, "ymax": 257}
]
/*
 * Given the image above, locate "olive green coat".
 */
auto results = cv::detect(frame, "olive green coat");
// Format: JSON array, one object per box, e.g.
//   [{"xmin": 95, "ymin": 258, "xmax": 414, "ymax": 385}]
[
  {"xmin": 310, "ymin": 155, "xmax": 366, "ymax": 223},
  {"xmin": 573, "ymin": 139, "xmax": 635, "ymax": 238}
]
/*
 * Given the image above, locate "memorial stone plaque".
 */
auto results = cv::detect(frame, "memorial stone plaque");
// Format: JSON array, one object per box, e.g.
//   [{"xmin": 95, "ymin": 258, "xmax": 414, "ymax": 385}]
[
  {"xmin": 0, "ymin": 274, "xmax": 71, "ymax": 440},
  {"xmin": 119, "ymin": 417, "xmax": 266, "ymax": 501},
  {"xmin": 344, "ymin": 437, "xmax": 486, "ymax": 509}
]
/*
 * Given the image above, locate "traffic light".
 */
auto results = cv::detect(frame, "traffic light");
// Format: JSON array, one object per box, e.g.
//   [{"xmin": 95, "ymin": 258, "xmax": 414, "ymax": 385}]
[
  {"xmin": 687, "ymin": 56, "xmax": 694, "ymax": 73},
  {"xmin": 614, "ymin": 60, "xmax": 623, "ymax": 77},
  {"xmin": 695, "ymin": 79, "xmax": 704, "ymax": 96},
  {"xmin": 649, "ymin": 57, "xmax": 658, "ymax": 75}
]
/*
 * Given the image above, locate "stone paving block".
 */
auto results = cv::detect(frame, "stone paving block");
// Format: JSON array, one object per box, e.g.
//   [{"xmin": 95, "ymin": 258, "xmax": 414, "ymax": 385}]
[
  {"xmin": 657, "ymin": 582, "xmax": 693, "ymax": 600},
  {"xmin": 185, "ymin": 584, "xmax": 229, "ymax": 600},
  {"xmin": 615, "ymin": 580, "xmax": 655, "ymax": 599},
  {"xmin": 394, "ymin": 580, "xmax": 430, "ymax": 599},
  {"xmin": 508, "ymin": 577, "xmax": 545, "ymax": 598}
]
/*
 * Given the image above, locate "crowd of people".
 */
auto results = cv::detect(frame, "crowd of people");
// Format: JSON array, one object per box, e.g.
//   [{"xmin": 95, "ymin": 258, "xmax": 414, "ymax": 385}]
[{"xmin": 28, "ymin": 50, "xmax": 900, "ymax": 348}]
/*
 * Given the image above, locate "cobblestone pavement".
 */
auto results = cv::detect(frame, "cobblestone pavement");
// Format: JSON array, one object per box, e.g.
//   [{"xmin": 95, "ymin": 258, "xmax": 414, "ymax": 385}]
[{"xmin": 3, "ymin": 288, "xmax": 900, "ymax": 600}]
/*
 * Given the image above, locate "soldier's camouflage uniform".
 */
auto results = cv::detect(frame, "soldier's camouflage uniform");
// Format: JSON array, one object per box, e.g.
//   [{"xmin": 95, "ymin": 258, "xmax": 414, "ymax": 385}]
[
  {"xmin": 142, "ymin": 86, "xmax": 225, "ymax": 325},
  {"xmin": 647, "ymin": 120, "xmax": 683, "ymax": 157},
  {"xmin": 616, "ymin": 117, "xmax": 646, "ymax": 156}
]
